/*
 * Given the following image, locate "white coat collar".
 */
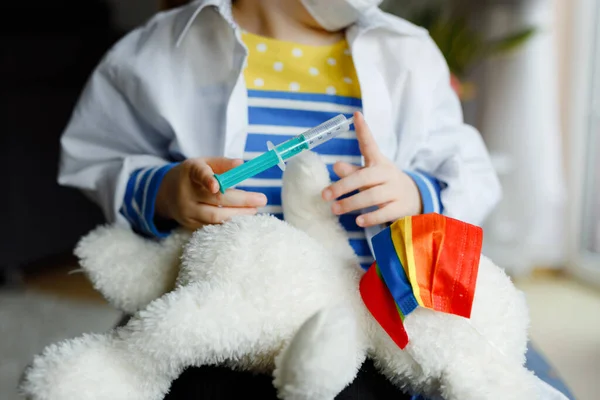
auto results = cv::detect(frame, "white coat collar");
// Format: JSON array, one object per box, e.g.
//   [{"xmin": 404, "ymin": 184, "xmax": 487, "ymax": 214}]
[{"xmin": 173, "ymin": 0, "xmax": 427, "ymax": 47}]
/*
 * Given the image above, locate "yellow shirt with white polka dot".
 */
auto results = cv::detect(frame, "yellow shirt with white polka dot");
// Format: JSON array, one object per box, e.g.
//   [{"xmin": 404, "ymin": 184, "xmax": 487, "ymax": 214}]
[{"xmin": 242, "ymin": 31, "xmax": 362, "ymax": 98}]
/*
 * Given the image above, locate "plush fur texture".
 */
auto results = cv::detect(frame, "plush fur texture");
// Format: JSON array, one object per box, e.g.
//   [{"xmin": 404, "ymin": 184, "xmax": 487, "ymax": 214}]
[{"xmin": 20, "ymin": 152, "xmax": 567, "ymax": 400}]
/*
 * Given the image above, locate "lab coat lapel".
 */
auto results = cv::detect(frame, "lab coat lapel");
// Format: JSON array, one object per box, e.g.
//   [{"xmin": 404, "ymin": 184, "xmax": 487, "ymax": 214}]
[
  {"xmin": 346, "ymin": 28, "xmax": 396, "ymax": 164},
  {"xmin": 346, "ymin": 27, "xmax": 398, "ymax": 253}
]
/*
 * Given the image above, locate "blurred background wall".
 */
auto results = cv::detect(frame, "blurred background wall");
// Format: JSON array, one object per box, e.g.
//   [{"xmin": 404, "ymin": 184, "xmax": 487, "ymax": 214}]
[
  {"xmin": 383, "ymin": 0, "xmax": 569, "ymax": 276},
  {"xmin": 104, "ymin": 0, "xmax": 159, "ymax": 30}
]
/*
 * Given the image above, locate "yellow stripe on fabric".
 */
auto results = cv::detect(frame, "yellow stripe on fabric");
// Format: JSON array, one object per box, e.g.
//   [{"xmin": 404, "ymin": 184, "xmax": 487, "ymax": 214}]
[
  {"xmin": 390, "ymin": 221, "xmax": 409, "ymax": 275},
  {"xmin": 395, "ymin": 218, "xmax": 424, "ymax": 307}
]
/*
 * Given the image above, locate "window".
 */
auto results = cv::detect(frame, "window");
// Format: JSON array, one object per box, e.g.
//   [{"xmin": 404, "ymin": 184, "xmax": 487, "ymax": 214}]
[
  {"xmin": 582, "ymin": 1, "xmax": 600, "ymax": 254},
  {"xmin": 567, "ymin": 0, "xmax": 600, "ymax": 286}
]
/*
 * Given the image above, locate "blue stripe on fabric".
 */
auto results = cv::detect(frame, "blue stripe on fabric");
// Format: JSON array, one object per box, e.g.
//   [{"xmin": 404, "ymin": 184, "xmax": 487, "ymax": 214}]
[
  {"xmin": 244, "ymin": 164, "xmax": 284, "ymax": 180},
  {"xmin": 247, "ymin": 90, "xmax": 363, "ymax": 107},
  {"xmin": 241, "ymin": 162, "xmax": 358, "ymax": 182},
  {"xmin": 350, "ymin": 239, "xmax": 372, "ymax": 257},
  {"xmin": 418, "ymin": 170, "xmax": 444, "ymax": 214},
  {"xmin": 404, "ymin": 170, "xmax": 444, "ymax": 215},
  {"xmin": 340, "ymin": 214, "xmax": 362, "ymax": 232},
  {"xmin": 248, "ymin": 107, "xmax": 354, "ymax": 128},
  {"xmin": 244, "ymin": 134, "xmax": 361, "ymax": 157},
  {"xmin": 405, "ymin": 170, "xmax": 433, "ymax": 214},
  {"xmin": 121, "ymin": 168, "xmax": 144, "ymax": 230},
  {"xmin": 120, "ymin": 163, "xmax": 179, "ymax": 239},
  {"xmin": 141, "ymin": 163, "xmax": 179, "ymax": 238},
  {"xmin": 371, "ymin": 227, "xmax": 419, "ymax": 317},
  {"xmin": 136, "ymin": 167, "xmax": 157, "ymax": 233}
]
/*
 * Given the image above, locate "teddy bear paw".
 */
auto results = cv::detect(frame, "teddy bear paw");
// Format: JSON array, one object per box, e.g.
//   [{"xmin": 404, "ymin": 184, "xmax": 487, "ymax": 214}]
[{"xmin": 20, "ymin": 333, "xmax": 169, "ymax": 400}]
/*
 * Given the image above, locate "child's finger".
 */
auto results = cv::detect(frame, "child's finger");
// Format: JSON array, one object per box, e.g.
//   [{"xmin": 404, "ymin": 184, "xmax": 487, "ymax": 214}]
[
  {"xmin": 323, "ymin": 167, "xmax": 386, "ymax": 201},
  {"xmin": 332, "ymin": 161, "xmax": 361, "ymax": 179},
  {"xmin": 353, "ymin": 112, "xmax": 383, "ymax": 166},
  {"xmin": 205, "ymin": 157, "xmax": 244, "ymax": 174},
  {"xmin": 201, "ymin": 189, "xmax": 268, "ymax": 208},
  {"xmin": 191, "ymin": 203, "xmax": 259, "ymax": 225},
  {"xmin": 331, "ymin": 185, "xmax": 392, "ymax": 216},
  {"xmin": 356, "ymin": 202, "xmax": 406, "ymax": 228}
]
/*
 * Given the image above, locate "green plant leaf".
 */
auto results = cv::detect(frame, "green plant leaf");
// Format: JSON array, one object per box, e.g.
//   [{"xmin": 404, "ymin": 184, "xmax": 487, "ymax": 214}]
[
  {"xmin": 403, "ymin": 6, "xmax": 536, "ymax": 77},
  {"xmin": 488, "ymin": 28, "xmax": 537, "ymax": 55}
]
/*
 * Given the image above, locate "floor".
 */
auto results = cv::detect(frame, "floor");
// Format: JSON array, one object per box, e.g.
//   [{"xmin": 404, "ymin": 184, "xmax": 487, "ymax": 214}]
[
  {"xmin": 2, "ymin": 262, "xmax": 599, "ymax": 400},
  {"xmin": 0, "ymin": 259, "xmax": 121, "ymax": 400},
  {"xmin": 513, "ymin": 271, "xmax": 600, "ymax": 400}
]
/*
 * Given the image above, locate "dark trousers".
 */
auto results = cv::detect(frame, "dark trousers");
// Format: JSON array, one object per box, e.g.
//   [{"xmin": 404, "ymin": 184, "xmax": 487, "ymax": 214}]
[
  {"xmin": 117, "ymin": 316, "xmax": 413, "ymax": 399},
  {"xmin": 164, "ymin": 360, "xmax": 411, "ymax": 400}
]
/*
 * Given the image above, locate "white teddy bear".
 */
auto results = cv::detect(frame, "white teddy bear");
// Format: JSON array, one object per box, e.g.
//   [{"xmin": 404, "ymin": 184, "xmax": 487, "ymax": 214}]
[{"xmin": 21, "ymin": 152, "xmax": 567, "ymax": 400}]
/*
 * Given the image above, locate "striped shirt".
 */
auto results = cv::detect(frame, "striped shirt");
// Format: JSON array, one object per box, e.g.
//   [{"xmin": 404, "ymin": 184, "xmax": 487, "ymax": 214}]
[
  {"xmin": 120, "ymin": 32, "xmax": 443, "ymax": 271},
  {"xmin": 238, "ymin": 89, "xmax": 372, "ymax": 268}
]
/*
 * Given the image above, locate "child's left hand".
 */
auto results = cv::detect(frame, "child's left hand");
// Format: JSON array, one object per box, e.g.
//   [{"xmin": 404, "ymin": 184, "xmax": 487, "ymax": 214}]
[{"xmin": 322, "ymin": 112, "xmax": 422, "ymax": 228}]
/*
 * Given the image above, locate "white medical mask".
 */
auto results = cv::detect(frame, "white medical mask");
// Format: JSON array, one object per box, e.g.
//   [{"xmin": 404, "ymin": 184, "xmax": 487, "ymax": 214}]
[{"xmin": 300, "ymin": 0, "xmax": 383, "ymax": 32}]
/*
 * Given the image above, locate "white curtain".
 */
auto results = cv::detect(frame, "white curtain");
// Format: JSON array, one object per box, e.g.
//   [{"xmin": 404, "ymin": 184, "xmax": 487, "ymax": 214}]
[
  {"xmin": 477, "ymin": 0, "xmax": 567, "ymax": 275},
  {"xmin": 592, "ymin": 140, "xmax": 600, "ymax": 253}
]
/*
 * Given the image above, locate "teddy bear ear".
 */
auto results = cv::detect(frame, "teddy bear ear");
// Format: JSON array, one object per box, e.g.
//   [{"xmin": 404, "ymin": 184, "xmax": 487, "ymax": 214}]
[
  {"xmin": 281, "ymin": 152, "xmax": 358, "ymax": 261},
  {"xmin": 282, "ymin": 151, "xmax": 331, "ymax": 194},
  {"xmin": 281, "ymin": 151, "xmax": 333, "ymax": 221}
]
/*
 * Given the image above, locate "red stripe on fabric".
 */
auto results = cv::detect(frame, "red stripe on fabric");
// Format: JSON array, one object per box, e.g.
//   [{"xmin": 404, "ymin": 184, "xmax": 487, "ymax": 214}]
[
  {"xmin": 432, "ymin": 217, "xmax": 483, "ymax": 318},
  {"xmin": 406, "ymin": 214, "xmax": 446, "ymax": 308},
  {"xmin": 360, "ymin": 263, "xmax": 409, "ymax": 349}
]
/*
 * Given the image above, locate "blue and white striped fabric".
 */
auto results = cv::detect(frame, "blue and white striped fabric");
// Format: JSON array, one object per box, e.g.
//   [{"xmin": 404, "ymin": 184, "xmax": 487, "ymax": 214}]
[
  {"xmin": 119, "ymin": 91, "xmax": 443, "ymax": 270},
  {"xmin": 237, "ymin": 90, "xmax": 375, "ymax": 269},
  {"xmin": 120, "ymin": 163, "xmax": 178, "ymax": 238}
]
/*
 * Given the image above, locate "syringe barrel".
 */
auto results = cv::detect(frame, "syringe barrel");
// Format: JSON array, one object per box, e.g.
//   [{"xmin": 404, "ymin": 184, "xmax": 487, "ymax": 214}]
[
  {"xmin": 213, "ymin": 114, "xmax": 355, "ymax": 193},
  {"xmin": 302, "ymin": 114, "xmax": 354, "ymax": 149}
]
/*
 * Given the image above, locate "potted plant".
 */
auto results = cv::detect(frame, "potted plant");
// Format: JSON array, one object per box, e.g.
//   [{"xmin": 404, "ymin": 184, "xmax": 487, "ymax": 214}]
[{"xmin": 405, "ymin": 5, "xmax": 536, "ymax": 101}]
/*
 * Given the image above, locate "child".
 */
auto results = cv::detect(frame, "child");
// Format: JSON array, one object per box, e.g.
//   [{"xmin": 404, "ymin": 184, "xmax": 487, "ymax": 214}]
[{"xmin": 57, "ymin": 0, "xmax": 501, "ymax": 397}]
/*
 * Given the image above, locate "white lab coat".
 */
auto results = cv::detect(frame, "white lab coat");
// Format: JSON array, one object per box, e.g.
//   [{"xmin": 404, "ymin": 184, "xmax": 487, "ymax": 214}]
[{"xmin": 57, "ymin": 0, "xmax": 501, "ymax": 245}]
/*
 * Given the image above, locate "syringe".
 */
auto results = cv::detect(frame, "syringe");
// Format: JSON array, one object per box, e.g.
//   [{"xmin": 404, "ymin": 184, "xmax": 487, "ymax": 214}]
[{"xmin": 214, "ymin": 114, "xmax": 355, "ymax": 193}]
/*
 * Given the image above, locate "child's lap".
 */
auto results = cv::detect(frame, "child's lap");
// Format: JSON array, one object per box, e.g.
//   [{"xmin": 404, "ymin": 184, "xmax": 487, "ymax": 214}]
[
  {"xmin": 164, "ymin": 359, "xmax": 413, "ymax": 400},
  {"xmin": 117, "ymin": 311, "xmax": 411, "ymax": 399}
]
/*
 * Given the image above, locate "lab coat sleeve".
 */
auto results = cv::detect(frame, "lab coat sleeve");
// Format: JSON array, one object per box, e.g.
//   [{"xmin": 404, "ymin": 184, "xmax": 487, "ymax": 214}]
[
  {"xmin": 408, "ymin": 39, "xmax": 502, "ymax": 226},
  {"xmin": 57, "ymin": 58, "xmax": 174, "ymax": 226},
  {"xmin": 121, "ymin": 163, "xmax": 180, "ymax": 238}
]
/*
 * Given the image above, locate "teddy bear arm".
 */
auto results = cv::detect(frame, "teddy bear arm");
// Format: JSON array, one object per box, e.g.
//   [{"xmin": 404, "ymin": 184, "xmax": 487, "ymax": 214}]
[{"xmin": 73, "ymin": 225, "xmax": 189, "ymax": 313}]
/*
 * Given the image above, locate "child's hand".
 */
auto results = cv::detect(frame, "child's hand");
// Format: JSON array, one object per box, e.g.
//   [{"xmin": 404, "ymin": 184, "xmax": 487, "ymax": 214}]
[
  {"xmin": 155, "ymin": 157, "xmax": 267, "ymax": 230},
  {"xmin": 321, "ymin": 112, "xmax": 422, "ymax": 228}
]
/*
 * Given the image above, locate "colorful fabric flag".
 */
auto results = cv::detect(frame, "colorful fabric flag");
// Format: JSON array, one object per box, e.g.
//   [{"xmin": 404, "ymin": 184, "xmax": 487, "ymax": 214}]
[{"xmin": 359, "ymin": 213, "xmax": 483, "ymax": 349}]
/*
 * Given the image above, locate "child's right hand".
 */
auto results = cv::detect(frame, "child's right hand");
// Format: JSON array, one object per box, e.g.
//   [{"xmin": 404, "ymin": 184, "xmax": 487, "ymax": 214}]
[{"xmin": 155, "ymin": 157, "xmax": 267, "ymax": 230}]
